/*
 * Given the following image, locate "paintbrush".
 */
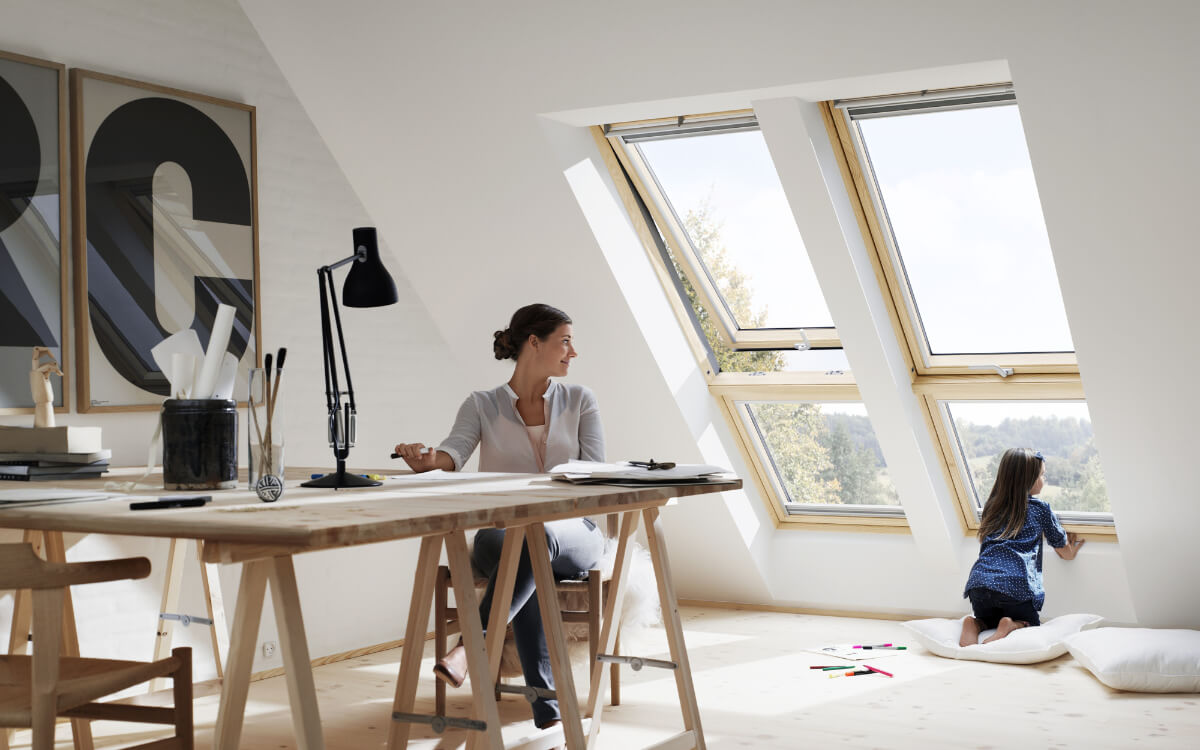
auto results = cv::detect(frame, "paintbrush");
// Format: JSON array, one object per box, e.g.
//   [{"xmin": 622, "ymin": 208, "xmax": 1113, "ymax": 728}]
[{"xmin": 263, "ymin": 353, "xmax": 274, "ymax": 475}]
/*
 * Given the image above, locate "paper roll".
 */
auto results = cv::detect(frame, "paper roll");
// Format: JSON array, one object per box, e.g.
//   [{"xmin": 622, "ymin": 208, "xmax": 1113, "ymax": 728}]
[
  {"xmin": 193, "ymin": 304, "xmax": 236, "ymax": 399},
  {"xmin": 169, "ymin": 353, "xmax": 194, "ymax": 399}
]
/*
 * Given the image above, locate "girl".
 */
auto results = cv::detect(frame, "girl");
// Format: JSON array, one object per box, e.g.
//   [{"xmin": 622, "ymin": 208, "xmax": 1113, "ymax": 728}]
[
  {"xmin": 393, "ymin": 302, "xmax": 604, "ymax": 732},
  {"xmin": 960, "ymin": 447, "xmax": 1085, "ymax": 647}
]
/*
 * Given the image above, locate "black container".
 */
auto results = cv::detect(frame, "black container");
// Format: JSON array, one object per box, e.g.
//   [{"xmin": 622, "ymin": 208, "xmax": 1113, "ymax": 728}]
[{"xmin": 161, "ymin": 399, "xmax": 238, "ymax": 490}]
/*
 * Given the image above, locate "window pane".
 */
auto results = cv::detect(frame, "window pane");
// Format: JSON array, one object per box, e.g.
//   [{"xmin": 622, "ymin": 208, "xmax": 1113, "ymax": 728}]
[
  {"xmin": 945, "ymin": 401, "xmax": 1109, "ymax": 514},
  {"xmin": 743, "ymin": 402, "xmax": 899, "ymax": 508},
  {"xmin": 857, "ymin": 104, "xmax": 1073, "ymax": 355},
  {"xmin": 635, "ymin": 129, "xmax": 834, "ymax": 330}
]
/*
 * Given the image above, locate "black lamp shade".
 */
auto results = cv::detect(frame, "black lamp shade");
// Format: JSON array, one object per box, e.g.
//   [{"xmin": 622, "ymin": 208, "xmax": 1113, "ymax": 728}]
[{"xmin": 343, "ymin": 227, "xmax": 399, "ymax": 307}]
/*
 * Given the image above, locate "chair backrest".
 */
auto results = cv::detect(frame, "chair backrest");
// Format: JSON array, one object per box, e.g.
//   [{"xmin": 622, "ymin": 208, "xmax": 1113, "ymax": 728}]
[{"xmin": 0, "ymin": 543, "xmax": 150, "ymax": 590}]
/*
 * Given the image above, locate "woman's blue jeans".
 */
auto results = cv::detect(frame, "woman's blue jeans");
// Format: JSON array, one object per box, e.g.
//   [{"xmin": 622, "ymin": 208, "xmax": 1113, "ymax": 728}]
[{"xmin": 472, "ymin": 517, "xmax": 604, "ymax": 728}]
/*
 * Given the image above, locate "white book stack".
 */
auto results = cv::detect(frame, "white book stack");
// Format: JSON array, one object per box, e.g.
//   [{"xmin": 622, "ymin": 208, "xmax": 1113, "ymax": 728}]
[{"xmin": 0, "ymin": 426, "xmax": 109, "ymax": 482}]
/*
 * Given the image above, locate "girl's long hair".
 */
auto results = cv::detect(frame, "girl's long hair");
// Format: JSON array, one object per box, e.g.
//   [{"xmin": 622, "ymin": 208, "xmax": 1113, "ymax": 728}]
[{"xmin": 978, "ymin": 448, "xmax": 1044, "ymax": 541}]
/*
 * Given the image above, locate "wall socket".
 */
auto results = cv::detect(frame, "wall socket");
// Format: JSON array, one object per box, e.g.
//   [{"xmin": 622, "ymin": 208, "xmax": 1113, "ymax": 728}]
[{"xmin": 262, "ymin": 640, "xmax": 277, "ymax": 658}]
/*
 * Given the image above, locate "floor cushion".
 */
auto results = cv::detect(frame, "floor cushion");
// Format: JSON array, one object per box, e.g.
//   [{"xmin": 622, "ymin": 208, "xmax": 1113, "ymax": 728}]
[
  {"xmin": 903, "ymin": 613, "xmax": 1104, "ymax": 664},
  {"xmin": 1064, "ymin": 627, "xmax": 1200, "ymax": 692}
]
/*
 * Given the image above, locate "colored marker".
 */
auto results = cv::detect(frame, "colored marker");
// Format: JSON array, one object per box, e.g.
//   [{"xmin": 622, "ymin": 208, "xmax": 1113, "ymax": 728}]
[
  {"xmin": 845, "ymin": 670, "xmax": 877, "ymax": 677},
  {"xmin": 809, "ymin": 665, "xmax": 845, "ymax": 669},
  {"xmin": 821, "ymin": 665, "xmax": 849, "ymax": 670},
  {"xmin": 867, "ymin": 646, "xmax": 906, "ymax": 650},
  {"xmin": 863, "ymin": 664, "xmax": 893, "ymax": 678},
  {"xmin": 852, "ymin": 643, "xmax": 892, "ymax": 649}
]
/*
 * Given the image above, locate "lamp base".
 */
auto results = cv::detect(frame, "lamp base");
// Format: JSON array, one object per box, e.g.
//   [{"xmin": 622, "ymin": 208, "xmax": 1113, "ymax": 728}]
[{"xmin": 300, "ymin": 470, "xmax": 381, "ymax": 489}]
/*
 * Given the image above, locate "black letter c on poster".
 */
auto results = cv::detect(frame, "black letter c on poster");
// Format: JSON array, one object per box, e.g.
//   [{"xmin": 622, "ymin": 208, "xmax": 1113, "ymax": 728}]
[{"xmin": 85, "ymin": 97, "xmax": 253, "ymax": 396}]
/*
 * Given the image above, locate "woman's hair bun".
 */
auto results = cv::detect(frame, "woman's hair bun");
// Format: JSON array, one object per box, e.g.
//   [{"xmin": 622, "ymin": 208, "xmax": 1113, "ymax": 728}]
[{"xmin": 493, "ymin": 329, "xmax": 518, "ymax": 360}]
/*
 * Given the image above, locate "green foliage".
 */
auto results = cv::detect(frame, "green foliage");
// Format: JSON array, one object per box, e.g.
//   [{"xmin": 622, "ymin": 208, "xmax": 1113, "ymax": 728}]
[
  {"xmin": 818, "ymin": 417, "xmax": 898, "ymax": 506},
  {"xmin": 752, "ymin": 403, "xmax": 839, "ymax": 504},
  {"xmin": 958, "ymin": 416, "xmax": 1109, "ymax": 513},
  {"xmin": 674, "ymin": 200, "xmax": 784, "ymax": 373}
]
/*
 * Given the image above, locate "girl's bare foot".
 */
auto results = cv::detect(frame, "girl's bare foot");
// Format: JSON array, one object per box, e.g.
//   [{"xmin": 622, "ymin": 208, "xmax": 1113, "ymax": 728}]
[
  {"xmin": 982, "ymin": 616, "xmax": 1028, "ymax": 643},
  {"xmin": 959, "ymin": 615, "xmax": 982, "ymax": 647}
]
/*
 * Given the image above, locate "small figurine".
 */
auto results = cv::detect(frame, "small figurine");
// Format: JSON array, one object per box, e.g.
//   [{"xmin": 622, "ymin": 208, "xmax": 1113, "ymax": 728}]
[{"xmin": 30, "ymin": 346, "xmax": 62, "ymax": 428}]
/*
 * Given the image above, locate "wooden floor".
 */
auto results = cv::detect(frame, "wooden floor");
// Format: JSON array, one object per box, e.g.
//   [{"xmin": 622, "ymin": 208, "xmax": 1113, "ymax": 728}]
[{"xmin": 11, "ymin": 606, "xmax": 1199, "ymax": 748}]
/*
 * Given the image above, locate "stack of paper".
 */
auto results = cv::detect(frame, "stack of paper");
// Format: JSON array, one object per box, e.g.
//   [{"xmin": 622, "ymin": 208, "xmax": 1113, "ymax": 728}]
[
  {"xmin": 0, "ymin": 488, "xmax": 122, "ymax": 507},
  {"xmin": 549, "ymin": 460, "xmax": 732, "ymax": 485}
]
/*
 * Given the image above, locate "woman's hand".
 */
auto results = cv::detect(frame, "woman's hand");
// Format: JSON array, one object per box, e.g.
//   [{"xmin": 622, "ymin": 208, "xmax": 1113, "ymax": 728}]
[
  {"xmin": 1055, "ymin": 532, "xmax": 1085, "ymax": 560},
  {"xmin": 393, "ymin": 442, "xmax": 444, "ymax": 473}
]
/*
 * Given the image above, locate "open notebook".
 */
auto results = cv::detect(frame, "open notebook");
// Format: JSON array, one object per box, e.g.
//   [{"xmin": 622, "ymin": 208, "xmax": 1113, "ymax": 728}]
[{"xmin": 549, "ymin": 460, "xmax": 732, "ymax": 485}]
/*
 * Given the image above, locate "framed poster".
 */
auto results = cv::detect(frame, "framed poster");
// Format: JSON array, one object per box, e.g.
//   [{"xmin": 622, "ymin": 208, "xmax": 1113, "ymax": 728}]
[
  {"xmin": 70, "ymin": 69, "xmax": 260, "ymax": 412},
  {"xmin": 0, "ymin": 50, "xmax": 68, "ymax": 414}
]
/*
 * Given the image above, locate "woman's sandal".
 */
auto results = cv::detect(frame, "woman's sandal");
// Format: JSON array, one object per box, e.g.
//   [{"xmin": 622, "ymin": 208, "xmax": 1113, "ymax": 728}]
[{"xmin": 432, "ymin": 658, "xmax": 466, "ymax": 688}]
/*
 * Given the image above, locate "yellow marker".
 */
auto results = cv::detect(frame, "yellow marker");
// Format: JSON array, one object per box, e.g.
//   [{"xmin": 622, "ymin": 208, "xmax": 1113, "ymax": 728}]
[{"xmin": 364, "ymin": 473, "xmax": 386, "ymax": 481}]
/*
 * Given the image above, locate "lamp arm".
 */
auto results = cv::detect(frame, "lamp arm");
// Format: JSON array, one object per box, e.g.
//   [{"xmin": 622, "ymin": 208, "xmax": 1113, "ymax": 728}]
[
  {"xmin": 327, "ymin": 273, "xmax": 358, "ymax": 413},
  {"xmin": 323, "ymin": 246, "xmax": 366, "ymax": 274},
  {"xmin": 318, "ymin": 268, "xmax": 337, "ymax": 415}
]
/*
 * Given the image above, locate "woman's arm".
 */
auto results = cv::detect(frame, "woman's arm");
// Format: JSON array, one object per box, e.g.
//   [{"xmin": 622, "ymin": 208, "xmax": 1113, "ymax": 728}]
[
  {"xmin": 1055, "ymin": 532, "xmax": 1085, "ymax": 560},
  {"xmin": 577, "ymin": 387, "xmax": 605, "ymax": 462},
  {"xmin": 432, "ymin": 395, "xmax": 483, "ymax": 471}
]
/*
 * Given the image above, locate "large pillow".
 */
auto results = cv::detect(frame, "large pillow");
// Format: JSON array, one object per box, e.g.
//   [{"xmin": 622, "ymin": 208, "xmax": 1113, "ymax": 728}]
[
  {"xmin": 1064, "ymin": 627, "xmax": 1200, "ymax": 692},
  {"xmin": 903, "ymin": 613, "xmax": 1104, "ymax": 664}
]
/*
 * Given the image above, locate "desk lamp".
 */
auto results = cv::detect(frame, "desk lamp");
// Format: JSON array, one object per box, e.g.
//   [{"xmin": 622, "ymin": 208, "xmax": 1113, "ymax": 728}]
[{"xmin": 301, "ymin": 227, "xmax": 398, "ymax": 488}]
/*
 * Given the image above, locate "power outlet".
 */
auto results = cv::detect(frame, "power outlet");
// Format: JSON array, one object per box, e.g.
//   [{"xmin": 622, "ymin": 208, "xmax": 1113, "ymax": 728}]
[{"xmin": 262, "ymin": 640, "xmax": 277, "ymax": 659}]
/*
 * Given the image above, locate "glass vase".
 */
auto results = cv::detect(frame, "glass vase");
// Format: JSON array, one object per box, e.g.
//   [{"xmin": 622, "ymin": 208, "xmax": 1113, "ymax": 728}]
[{"xmin": 248, "ymin": 367, "xmax": 285, "ymax": 501}]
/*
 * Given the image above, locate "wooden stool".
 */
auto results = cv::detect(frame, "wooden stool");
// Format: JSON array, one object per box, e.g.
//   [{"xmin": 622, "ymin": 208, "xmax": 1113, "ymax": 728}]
[{"xmin": 433, "ymin": 562, "xmax": 620, "ymax": 715}]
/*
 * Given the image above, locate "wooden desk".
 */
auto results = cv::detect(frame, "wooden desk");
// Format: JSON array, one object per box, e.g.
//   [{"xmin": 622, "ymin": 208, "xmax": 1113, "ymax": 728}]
[{"xmin": 0, "ymin": 472, "xmax": 739, "ymax": 749}]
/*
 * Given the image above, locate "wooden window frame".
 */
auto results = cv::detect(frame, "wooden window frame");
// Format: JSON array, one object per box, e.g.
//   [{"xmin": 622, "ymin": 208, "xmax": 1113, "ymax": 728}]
[
  {"xmin": 592, "ymin": 124, "xmax": 904, "ymax": 532},
  {"xmin": 914, "ymin": 377, "xmax": 1117, "ymax": 538},
  {"xmin": 712, "ymin": 383, "xmax": 909, "ymax": 531},
  {"xmin": 825, "ymin": 93, "xmax": 1079, "ymax": 376},
  {"xmin": 605, "ymin": 114, "xmax": 840, "ymax": 352},
  {"xmin": 820, "ymin": 92, "xmax": 1113, "ymax": 537}
]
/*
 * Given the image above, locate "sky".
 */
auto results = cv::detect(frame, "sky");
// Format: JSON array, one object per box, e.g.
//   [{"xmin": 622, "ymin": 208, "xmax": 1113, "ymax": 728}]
[
  {"xmin": 948, "ymin": 400, "xmax": 1092, "ymax": 427},
  {"xmin": 634, "ymin": 103, "xmax": 1074, "ymax": 356}
]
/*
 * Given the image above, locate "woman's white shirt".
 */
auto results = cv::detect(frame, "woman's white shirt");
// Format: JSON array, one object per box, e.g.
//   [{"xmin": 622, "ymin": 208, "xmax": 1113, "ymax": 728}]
[{"xmin": 436, "ymin": 381, "xmax": 604, "ymax": 473}]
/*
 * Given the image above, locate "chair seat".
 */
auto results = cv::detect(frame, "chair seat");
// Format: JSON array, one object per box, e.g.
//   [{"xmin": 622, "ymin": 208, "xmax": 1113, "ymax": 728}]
[{"xmin": 0, "ymin": 654, "xmax": 182, "ymax": 725}]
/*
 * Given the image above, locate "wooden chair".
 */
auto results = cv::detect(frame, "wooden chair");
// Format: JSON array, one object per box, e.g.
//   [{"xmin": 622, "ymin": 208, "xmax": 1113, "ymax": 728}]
[
  {"xmin": 0, "ymin": 543, "xmax": 193, "ymax": 750},
  {"xmin": 434, "ymin": 516, "xmax": 621, "ymax": 715}
]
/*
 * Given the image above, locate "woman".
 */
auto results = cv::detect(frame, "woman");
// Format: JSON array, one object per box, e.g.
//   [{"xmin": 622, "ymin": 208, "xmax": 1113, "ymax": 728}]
[{"xmin": 394, "ymin": 303, "xmax": 605, "ymax": 731}]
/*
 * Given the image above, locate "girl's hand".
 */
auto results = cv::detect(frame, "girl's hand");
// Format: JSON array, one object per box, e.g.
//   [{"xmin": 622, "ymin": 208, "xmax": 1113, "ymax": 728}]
[
  {"xmin": 394, "ymin": 442, "xmax": 441, "ymax": 473},
  {"xmin": 1056, "ymin": 532, "xmax": 1085, "ymax": 560}
]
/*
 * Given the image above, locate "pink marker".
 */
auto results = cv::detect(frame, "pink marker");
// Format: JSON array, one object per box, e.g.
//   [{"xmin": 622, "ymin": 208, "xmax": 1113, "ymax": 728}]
[{"xmin": 851, "ymin": 643, "xmax": 892, "ymax": 649}]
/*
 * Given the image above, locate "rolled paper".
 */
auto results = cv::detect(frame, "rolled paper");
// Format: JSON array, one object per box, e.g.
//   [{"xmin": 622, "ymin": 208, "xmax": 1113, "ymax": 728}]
[
  {"xmin": 151, "ymin": 329, "xmax": 204, "ymax": 397},
  {"xmin": 213, "ymin": 352, "xmax": 238, "ymax": 400},
  {"xmin": 193, "ymin": 304, "xmax": 236, "ymax": 399},
  {"xmin": 169, "ymin": 353, "xmax": 195, "ymax": 399}
]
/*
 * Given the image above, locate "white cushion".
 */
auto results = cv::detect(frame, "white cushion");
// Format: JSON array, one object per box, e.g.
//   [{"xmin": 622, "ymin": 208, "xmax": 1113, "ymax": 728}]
[
  {"xmin": 903, "ymin": 613, "xmax": 1104, "ymax": 664},
  {"xmin": 1064, "ymin": 628, "xmax": 1200, "ymax": 693}
]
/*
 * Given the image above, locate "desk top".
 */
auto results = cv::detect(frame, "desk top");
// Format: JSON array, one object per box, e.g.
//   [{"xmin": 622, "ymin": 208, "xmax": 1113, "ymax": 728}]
[{"xmin": 0, "ymin": 472, "xmax": 740, "ymax": 562}]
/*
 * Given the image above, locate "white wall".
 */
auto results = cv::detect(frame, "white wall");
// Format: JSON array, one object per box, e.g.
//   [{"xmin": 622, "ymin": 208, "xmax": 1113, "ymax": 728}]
[
  {"xmin": 0, "ymin": 0, "xmax": 473, "ymax": 677},
  {"xmin": 237, "ymin": 0, "xmax": 1199, "ymax": 626}
]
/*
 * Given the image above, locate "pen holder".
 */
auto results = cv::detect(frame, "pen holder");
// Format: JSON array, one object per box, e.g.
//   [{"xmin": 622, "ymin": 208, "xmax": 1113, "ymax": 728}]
[
  {"xmin": 161, "ymin": 399, "xmax": 238, "ymax": 490},
  {"xmin": 248, "ymin": 367, "xmax": 284, "ymax": 501}
]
